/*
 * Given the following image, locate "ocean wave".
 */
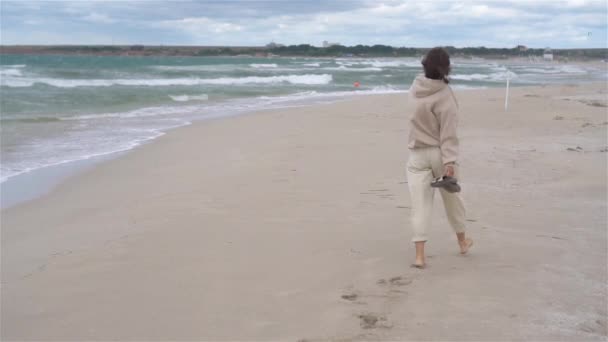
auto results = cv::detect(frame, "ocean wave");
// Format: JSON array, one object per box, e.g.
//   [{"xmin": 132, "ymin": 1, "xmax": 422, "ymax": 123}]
[
  {"xmin": 450, "ymin": 73, "xmax": 489, "ymax": 81},
  {"xmin": 491, "ymin": 66, "xmax": 508, "ymax": 72},
  {"xmin": 335, "ymin": 59, "xmax": 421, "ymax": 68},
  {"xmin": 0, "ymin": 127, "xmax": 175, "ymax": 184},
  {"xmin": 322, "ymin": 66, "xmax": 382, "ymax": 72},
  {"xmin": 369, "ymin": 60, "xmax": 420, "ymax": 68},
  {"xmin": 0, "ymin": 68, "xmax": 23, "ymax": 77},
  {"xmin": 151, "ymin": 64, "xmax": 234, "ymax": 71},
  {"xmin": 516, "ymin": 65, "xmax": 587, "ymax": 74},
  {"xmin": 516, "ymin": 67, "xmax": 560, "ymax": 74},
  {"xmin": 558, "ymin": 65, "xmax": 587, "ymax": 74},
  {"xmin": 250, "ymin": 63, "xmax": 278, "ymax": 68},
  {"xmin": 1, "ymin": 74, "xmax": 334, "ymax": 88},
  {"xmin": 61, "ymin": 105, "xmax": 202, "ymax": 121},
  {"xmin": 169, "ymin": 94, "xmax": 209, "ymax": 102},
  {"xmin": 303, "ymin": 63, "xmax": 320, "ymax": 67},
  {"xmin": 451, "ymin": 71, "xmax": 517, "ymax": 82},
  {"xmin": 255, "ymin": 86, "xmax": 406, "ymax": 103},
  {"xmin": 453, "ymin": 62, "xmax": 501, "ymax": 69}
]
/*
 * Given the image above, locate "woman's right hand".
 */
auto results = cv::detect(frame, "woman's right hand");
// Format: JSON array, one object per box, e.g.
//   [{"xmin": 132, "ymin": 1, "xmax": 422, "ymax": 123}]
[{"xmin": 444, "ymin": 164, "xmax": 455, "ymax": 178}]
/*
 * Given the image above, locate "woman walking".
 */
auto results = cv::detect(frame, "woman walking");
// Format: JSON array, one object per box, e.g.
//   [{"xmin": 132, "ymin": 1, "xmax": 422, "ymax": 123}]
[{"xmin": 407, "ymin": 47, "xmax": 473, "ymax": 268}]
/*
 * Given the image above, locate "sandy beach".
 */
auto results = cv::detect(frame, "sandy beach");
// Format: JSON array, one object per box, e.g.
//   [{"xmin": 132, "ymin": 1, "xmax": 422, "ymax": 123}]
[{"xmin": 2, "ymin": 83, "xmax": 607, "ymax": 340}]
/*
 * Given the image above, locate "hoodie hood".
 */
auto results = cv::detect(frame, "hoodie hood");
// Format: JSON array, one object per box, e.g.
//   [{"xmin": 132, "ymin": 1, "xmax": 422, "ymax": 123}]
[{"xmin": 410, "ymin": 74, "xmax": 447, "ymax": 98}]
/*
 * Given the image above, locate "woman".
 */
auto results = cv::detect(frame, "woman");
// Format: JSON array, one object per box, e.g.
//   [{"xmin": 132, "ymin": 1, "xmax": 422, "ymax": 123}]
[{"xmin": 407, "ymin": 47, "xmax": 473, "ymax": 268}]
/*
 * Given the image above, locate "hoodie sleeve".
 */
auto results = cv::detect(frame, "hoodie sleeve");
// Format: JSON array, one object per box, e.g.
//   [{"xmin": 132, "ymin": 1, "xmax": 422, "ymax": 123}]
[{"xmin": 434, "ymin": 89, "xmax": 459, "ymax": 165}]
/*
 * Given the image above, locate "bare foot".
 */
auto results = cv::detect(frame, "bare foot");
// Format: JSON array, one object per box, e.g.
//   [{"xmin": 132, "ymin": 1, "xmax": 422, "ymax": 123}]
[
  {"xmin": 411, "ymin": 259, "xmax": 426, "ymax": 269},
  {"xmin": 459, "ymin": 238, "xmax": 473, "ymax": 254}
]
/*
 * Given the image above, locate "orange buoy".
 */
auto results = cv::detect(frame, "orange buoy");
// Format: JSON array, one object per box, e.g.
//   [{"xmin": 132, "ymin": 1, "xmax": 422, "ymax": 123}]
[{"xmin": 353, "ymin": 81, "xmax": 360, "ymax": 88}]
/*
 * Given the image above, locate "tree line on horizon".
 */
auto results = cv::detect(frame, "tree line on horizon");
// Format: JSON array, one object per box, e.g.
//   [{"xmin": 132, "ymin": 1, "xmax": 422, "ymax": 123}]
[
  {"xmin": 198, "ymin": 44, "xmax": 607, "ymax": 59},
  {"xmin": 266, "ymin": 44, "xmax": 542, "ymax": 57},
  {"xmin": 1, "ymin": 44, "xmax": 606, "ymax": 59}
]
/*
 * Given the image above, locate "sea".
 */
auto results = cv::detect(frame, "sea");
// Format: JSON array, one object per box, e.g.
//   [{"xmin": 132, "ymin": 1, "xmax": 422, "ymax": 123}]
[{"xmin": 1, "ymin": 54, "xmax": 606, "ymax": 206}]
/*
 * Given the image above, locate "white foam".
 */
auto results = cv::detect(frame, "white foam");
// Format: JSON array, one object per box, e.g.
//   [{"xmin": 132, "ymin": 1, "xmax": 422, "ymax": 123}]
[
  {"xmin": 491, "ymin": 66, "xmax": 508, "ymax": 72},
  {"xmin": 369, "ymin": 60, "xmax": 420, "ymax": 68},
  {"xmin": 0, "ymin": 68, "xmax": 23, "ymax": 77},
  {"xmin": 303, "ymin": 63, "xmax": 320, "ymax": 67},
  {"xmin": 322, "ymin": 66, "xmax": 382, "ymax": 72},
  {"xmin": 169, "ymin": 94, "xmax": 209, "ymax": 102},
  {"xmin": 558, "ymin": 65, "xmax": 587, "ymax": 74},
  {"xmin": 491, "ymin": 70, "xmax": 518, "ymax": 80},
  {"xmin": 513, "ymin": 64, "xmax": 588, "ymax": 75},
  {"xmin": 0, "ymin": 126, "xmax": 181, "ymax": 183},
  {"xmin": 517, "ymin": 67, "xmax": 559, "ymax": 74},
  {"xmin": 451, "ymin": 71, "xmax": 517, "ymax": 82},
  {"xmin": 450, "ymin": 73, "xmax": 489, "ymax": 81},
  {"xmin": 151, "ymin": 65, "xmax": 231, "ymax": 71},
  {"xmin": 1, "ymin": 77, "xmax": 33, "ymax": 87},
  {"xmin": 255, "ymin": 86, "xmax": 406, "ymax": 104},
  {"xmin": 62, "ymin": 105, "xmax": 201, "ymax": 121},
  {"xmin": 1, "ymin": 74, "xmax": 333, "ymax": 88},
  {"xmin": 250, "ymin": 63, "xmax": 278, "ymax": 68},
  {"xmin": 335, "ymin": 59, "xmax": 421, "ymax": 68}
]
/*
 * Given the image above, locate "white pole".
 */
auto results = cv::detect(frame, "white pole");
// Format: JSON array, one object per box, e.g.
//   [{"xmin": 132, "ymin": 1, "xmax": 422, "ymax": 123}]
[{"xmin": 504, "ymin": 70, "xmax": 510, "ymax": 111}]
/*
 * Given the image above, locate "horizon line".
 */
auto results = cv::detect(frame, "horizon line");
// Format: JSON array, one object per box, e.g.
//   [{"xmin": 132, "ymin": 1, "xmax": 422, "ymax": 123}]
[{"xmin": 1, "ymin": 44, "xmax": 606, "ymax": 50}]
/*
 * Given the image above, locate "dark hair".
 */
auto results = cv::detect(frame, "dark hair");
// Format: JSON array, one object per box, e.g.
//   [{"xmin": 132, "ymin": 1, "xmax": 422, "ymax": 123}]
[{"xmin": 422, "ymin": 47, "xmax": 451, "ymax": 84}]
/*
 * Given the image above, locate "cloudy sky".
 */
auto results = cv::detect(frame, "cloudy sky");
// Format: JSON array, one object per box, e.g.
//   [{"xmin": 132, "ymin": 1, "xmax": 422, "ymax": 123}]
[{"xmin": 1, "ymin": 0, "xmax": 606, "ymax": 48}]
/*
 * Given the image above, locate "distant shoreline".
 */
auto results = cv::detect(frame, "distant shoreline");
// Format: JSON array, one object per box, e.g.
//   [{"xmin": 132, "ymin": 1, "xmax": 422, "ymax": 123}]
[{"xmin": 1, "ymin": 45, "xmax": 606, "ymax": 61}]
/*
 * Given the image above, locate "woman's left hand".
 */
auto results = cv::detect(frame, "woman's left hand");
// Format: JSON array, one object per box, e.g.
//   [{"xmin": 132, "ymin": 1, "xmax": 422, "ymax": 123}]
[{"xmin": 444, "ymin": 164, "xmax": 455, "ymax": 178}]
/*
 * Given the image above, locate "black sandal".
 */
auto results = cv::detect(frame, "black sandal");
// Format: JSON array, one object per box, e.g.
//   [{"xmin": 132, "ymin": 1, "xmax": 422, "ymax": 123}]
[{"xmin": 430, "ymin": 176, "xmax": 461, "ymax": 193}]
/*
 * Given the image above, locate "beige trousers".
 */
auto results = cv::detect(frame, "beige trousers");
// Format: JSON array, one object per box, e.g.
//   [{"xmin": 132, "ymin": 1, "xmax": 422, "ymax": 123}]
[{"xmin": 406, "ymin": 147, "xmax": 466, "ymax": 242}]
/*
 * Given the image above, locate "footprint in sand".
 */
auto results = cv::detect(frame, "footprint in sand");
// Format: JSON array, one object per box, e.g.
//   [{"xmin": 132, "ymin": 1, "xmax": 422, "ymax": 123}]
[
  {"xmin": 566, "ymin": 146, "xmax": 584, "ymax": 152},
  {"xmin": 578, "ymin": 319, "xmax": 606, "ymax": 334},
  {"xmin": 340, "ymin": 291, "xmax": 367, "ymax": 305},
  {"xmin": 341, "ymin": 293, "xmax": 358, "ymax": 301},
  {"xmin": 377, "ymin": 276, "xmax": 413, "ymax": 287},
  {"xmin": 535, "ymin": 234, "xmax": 567, "ymax": 241},
  {"xmin": 358, "ymin": 313, "xmax": 392, "ymax": 329},
  {"xmin": 342, "ymin": 275, "xmax": 413, "ymax": 331}
]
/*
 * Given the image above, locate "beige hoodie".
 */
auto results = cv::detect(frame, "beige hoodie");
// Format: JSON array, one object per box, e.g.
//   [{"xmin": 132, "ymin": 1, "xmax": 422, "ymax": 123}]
[{"xmin": 407, "ymin": 74, "xmax": 459, "ymax": 165}]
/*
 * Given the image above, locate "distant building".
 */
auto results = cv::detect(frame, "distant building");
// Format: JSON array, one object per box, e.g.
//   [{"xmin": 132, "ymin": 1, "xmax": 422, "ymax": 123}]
[
  {"xmin": 543, "ymin": 47, "xmax": 554, "ymax": 61},
  {"xmin": 266, "ymin": 42, "xmax": 284, "ymax": 48},
  {"xmin": 322, "ymin": 40, "xmax": 340, "ymax": 48},
  {"xmin": 516, "ymin": 45, "xmax": 528, "ymax": 52}
]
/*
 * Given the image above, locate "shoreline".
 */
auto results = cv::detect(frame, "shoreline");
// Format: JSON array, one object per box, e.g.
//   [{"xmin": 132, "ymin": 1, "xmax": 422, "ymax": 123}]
[
  {"xmin": 2, "ymin": 83, "xmax": 607, "ymax": 340},
  {"xmin": 1, "ymin": 89, "xmax": 404, "ymax": 209},
  {"xmin": 3, "ymin": 80, "xmax": 605, "ymax": 210}
]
